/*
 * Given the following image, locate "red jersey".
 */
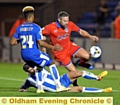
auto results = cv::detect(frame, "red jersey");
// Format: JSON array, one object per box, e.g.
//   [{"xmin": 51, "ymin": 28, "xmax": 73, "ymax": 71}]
[
  {"xmin": 42, "ymin": 21, "xmax": 81, "ymax": 66},
  {"xmin": 9, "ymin": 19, "xmax": 25, "ymax": 37},
  {"xmin": 42, "ymin": 21, "xmax": 80, "ymax": 50}
]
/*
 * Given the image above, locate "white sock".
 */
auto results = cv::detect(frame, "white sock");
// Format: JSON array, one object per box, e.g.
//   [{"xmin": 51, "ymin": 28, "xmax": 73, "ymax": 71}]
[
  {"xmin": 82, "ymin": 71, "xmax": 99, "ymax": 80},
  {"xmin": 49, "ymin": 64, "xmax": 62, "ymax": 88},
  {"xmin": 82, "ymin": 87, "xmax": 103, "ymax": 93},
  {"xmin": 35, "ymin": 70, "xmax": 43, "ymax": 90}
]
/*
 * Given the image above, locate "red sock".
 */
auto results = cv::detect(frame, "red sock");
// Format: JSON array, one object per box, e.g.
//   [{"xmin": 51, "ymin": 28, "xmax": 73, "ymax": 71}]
[{"xmin": 79, "ymin": 60, "xmax": 85, "ymax": 66}]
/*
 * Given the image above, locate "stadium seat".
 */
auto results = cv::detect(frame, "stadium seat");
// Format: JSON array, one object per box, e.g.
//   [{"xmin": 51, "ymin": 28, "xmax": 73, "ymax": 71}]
[
  {"xmin": 107, "ymin": 1, "xmax": 118, "ymax": 9},
  {"xmin": 75, "ymin": 0, "xmax": 119, "ymax": 38}
]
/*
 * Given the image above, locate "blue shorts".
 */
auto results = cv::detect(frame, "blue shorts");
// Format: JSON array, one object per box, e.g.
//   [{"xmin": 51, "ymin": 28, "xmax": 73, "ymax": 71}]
[
  {"xmin": 60, "ymin": 74, "xmax": 72, "ymax": 88},
  {"xmin": 22, "ymin": 52, "xmax": 52, "ymax": 68},
  {"xmin": 42, "ymin": 73, "xmax": 72, "ymax": 91}
]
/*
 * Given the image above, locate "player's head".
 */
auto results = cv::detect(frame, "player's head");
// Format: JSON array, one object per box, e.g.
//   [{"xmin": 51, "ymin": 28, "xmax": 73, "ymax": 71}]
[
  {"xmin": 22, "ymin": 6, "xmax": 34, "ymax": 22},
  {"xmin": 57, "ymin": 11, "xmax": 69, "ymax": 28},
  {"xmin": 23, "ymin": 64, "xmax": 35, "ymax": 74}
]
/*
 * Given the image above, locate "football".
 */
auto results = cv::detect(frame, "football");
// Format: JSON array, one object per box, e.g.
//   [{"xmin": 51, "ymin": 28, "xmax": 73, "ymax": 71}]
[{"xmin": 90, "ymin": 46, "xmax": 102, "ymax": 58}]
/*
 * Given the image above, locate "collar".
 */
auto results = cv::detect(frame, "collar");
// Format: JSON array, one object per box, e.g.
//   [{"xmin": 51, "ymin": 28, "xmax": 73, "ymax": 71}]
[
  {"xmin": 56, "ymin": 20, "xmax": 61, "ymax": 28},
  {"xmin": 56, "ymin": 20, "xmax": 66, "ymax": 29}
]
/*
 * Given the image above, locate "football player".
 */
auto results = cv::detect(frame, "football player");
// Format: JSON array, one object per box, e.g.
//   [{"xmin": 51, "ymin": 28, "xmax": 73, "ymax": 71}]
[
  {"xmin": 19, "ymin": 64, "xmax": 112, "ymax": 93},
  {"xmin": 42, "ymin": 11, "xmax": 99, "ymax": 86}
]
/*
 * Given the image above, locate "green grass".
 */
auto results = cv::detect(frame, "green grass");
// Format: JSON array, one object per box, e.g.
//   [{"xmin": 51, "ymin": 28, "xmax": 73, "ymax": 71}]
[{"xmin": 0, "ymin": 62, "xmax": 120, "ymax": 105}]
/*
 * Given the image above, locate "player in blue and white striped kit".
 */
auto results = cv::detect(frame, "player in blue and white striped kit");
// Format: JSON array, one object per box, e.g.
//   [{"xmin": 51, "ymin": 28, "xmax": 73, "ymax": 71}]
[
  {"xmin": 19, "ymin": 64, "xmax": 112, "ymax": 93},
  {"xmin": 10, "ymin": 6, "xmax": 66, "ymax": 93}
]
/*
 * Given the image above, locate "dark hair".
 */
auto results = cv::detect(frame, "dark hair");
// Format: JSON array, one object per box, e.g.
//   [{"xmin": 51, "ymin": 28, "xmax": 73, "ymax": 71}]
[
  {"xmin": 57, "ymin": 11, "xmax": 69, "ymax": 19},
  {"xmin": 23, "ymin": 10, "xmax": 34, "ymax": 19},
  {"xmin": 23, "ymin": 64, "xmax": 30, "ymax": 72}
]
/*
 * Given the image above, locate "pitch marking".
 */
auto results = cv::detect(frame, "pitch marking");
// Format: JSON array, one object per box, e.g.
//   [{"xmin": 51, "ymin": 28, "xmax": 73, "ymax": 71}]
[{"xmin": 0, "ymin": 77, "xmax": 24, "ymax": 82}]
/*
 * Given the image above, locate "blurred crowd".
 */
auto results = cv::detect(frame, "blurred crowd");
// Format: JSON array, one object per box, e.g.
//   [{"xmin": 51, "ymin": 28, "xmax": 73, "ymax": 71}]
[{"xmin": 95, "ymin": 0, "xmax": 120, "ymax": 39}]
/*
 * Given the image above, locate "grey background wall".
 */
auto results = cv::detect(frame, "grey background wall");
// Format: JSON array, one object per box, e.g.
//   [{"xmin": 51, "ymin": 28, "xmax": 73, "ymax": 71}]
[
  {"xmin": 0, "ymin": 0, "xmax": 119, "ymax": 70},
  {"xmin": 1, "ymin": 37, "xmax": 120, "ymax": 69}
]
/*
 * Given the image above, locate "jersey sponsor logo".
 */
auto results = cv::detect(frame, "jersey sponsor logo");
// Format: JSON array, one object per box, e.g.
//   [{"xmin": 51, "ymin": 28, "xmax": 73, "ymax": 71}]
[
  {"xmin": 72, "ymin": 42, "xmax": 77, "ymax": 46},
  {"xmin": 54, "ymin": 29, "xmax": 58, "ymax": 33},
  {"xmin": 57, "ymin": 34, "xmax": 69, "ymax": 40},
  {"xmin": 65, "ymin": 28, "xmax": 68, "ymax": 32}
]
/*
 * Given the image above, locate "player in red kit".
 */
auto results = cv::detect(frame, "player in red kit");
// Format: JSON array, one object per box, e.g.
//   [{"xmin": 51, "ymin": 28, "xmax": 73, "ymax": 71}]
[{"xmin": 42, "ymin": 11, "xmax": 99, "ymax": 86}]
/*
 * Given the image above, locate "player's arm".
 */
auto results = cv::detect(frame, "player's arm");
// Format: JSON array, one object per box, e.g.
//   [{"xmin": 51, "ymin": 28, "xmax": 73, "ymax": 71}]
[
  {"xmin": 38, "ymin": 40, "xmax": 62, "ymax": 51},
  {"xmin": 41, "ymin": 36, "xmax": 47, "ymax": 53},
  {"xmin": 71, "ymin": 21, "xmax": 99, "ymax": 42},
  {"xmin": 41, "ymin": 25, "xmax": 51, "ymax": 36},
  {"xmin": 38, "ymin": 26, "xmax": 62, "ymax": 51},
  {"xmin": 79, "ymin": 29, "xmax": 99, "ymax": 42},
  {"xmin": 10, "ymin": 27, "xmax": 20, "ymax": 45},
  {"xmin": 10, "ymin": 37, "xmax": 19, "ymax": 45}
]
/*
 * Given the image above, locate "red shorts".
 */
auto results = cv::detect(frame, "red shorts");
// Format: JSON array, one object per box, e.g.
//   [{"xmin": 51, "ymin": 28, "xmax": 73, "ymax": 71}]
[{"xmin": 53, "ymin": 43, "xmax": 81, "ymax": 66}]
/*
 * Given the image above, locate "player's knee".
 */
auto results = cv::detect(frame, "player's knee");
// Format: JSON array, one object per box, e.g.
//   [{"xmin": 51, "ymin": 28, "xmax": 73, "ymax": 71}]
[
  {"xmin": 69, "ymin": 69, "xmax": 76, "ymax": 72},
  {"xmin": 67, "ymin": 67, "xmax": 77, "ymax": 72},
  {"xmin": 75, "ymin": 71, "xmax": 83, "ymax": 77},
  {"xmin": 49, "ymin": 61, "xmax": 55, "ymax": 65},
  {"xmin": 84, "ymin": 53, "xmax": 90, "ymax": 61},
  {"xmin": 78, "ymin": 86, "xmax": 83, "ymax": 92}
]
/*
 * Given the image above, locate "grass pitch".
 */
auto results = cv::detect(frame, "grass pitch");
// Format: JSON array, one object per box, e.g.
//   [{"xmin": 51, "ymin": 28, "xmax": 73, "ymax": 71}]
[{"xmin": 0, "ymin": 62, "xmax": 120, "ymax": 105}]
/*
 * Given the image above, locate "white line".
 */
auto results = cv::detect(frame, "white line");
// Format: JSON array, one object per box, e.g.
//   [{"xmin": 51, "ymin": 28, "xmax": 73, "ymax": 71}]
[
  {"xmin": 0, "ymin": 77, "xmax": 24, "ymax": 82},
  {"xmin": 0, "ymin": 77, "xmax": 120, "ymax": 93},
  {"xmin": 112, "ymin": 90, "xmax": 120, "ymax": 92}
]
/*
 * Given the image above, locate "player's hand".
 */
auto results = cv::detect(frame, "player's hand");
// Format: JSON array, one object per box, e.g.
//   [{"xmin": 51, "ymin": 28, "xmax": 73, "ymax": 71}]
[
  {"xmin": 90, "ymin": 36, "xmax": 99, "ymax": 42},
  {"xmin": 53, "ymin": 44, "xmax": 63, "ymax": 51},
  {"xmin": 43, "ymin": 36, "xmax": 46, "ymax": 40}
]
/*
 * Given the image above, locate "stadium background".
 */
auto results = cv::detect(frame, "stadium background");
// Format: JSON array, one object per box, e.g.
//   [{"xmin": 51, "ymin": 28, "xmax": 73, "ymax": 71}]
[{"xmin": 0, "ymin": 0, "xmax": 120, "ymax": 70}]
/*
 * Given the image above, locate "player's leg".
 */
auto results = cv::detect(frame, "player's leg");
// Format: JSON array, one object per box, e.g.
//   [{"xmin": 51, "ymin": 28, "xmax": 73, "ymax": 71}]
[
  {"xmin": 28, "ymin": 52, "xmax": 51, "ymax": 93},
  {"xmin": 66, "ymin": 64, "xmax": 99, "ymax": 81},
  {"xmin": 82, "ymin": 87, "xmax": 112, "ymax": 92},
  {"xmin": 49, "ymin": 62, "xmax": 63, "ymax": 89},
  {"xmin": 49, "ymin": 62, "xmax": 70, "ymax": 92},
  {"xmin": 38, "ymin": 52, "xmax": 67, "ymax": 92},
  {"xmin": 67, "ymin": 70, "xmax": 108, "ymax": 82},
  {"xmin": 69, "ymin": 43, "xmax": 93, "ymax": 70},
  {"xmin": 59, "ymin": 70, "xmax": 110, "ymax": 93},
  {"xmin": 28, "ymin": 65, "xmax": 44, "ymax": 92},
  {"xmin": 65, "ymin": 62, "xmax": 78, "ymax": 86},
  {"xmin": 62, "ymin": 58, "xmax": 97, "ymax": 86},
  {"xmin": 23, "ymin": 60, "xmax": 44, "ymax": 93},
  {"xmin": 68, "ymin": 86, "xmax": 81, "ymax": 92},
  {"xmin": 68, "ymin": 86, "xmax": 112, "ymax": 92},
  {"xmin": 35, "ymin": 70, "xmax": 45, "ymax": 93},
  {"xmin": 73, "ymin": 47, "xmax": 94, "ymax": 70}
]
